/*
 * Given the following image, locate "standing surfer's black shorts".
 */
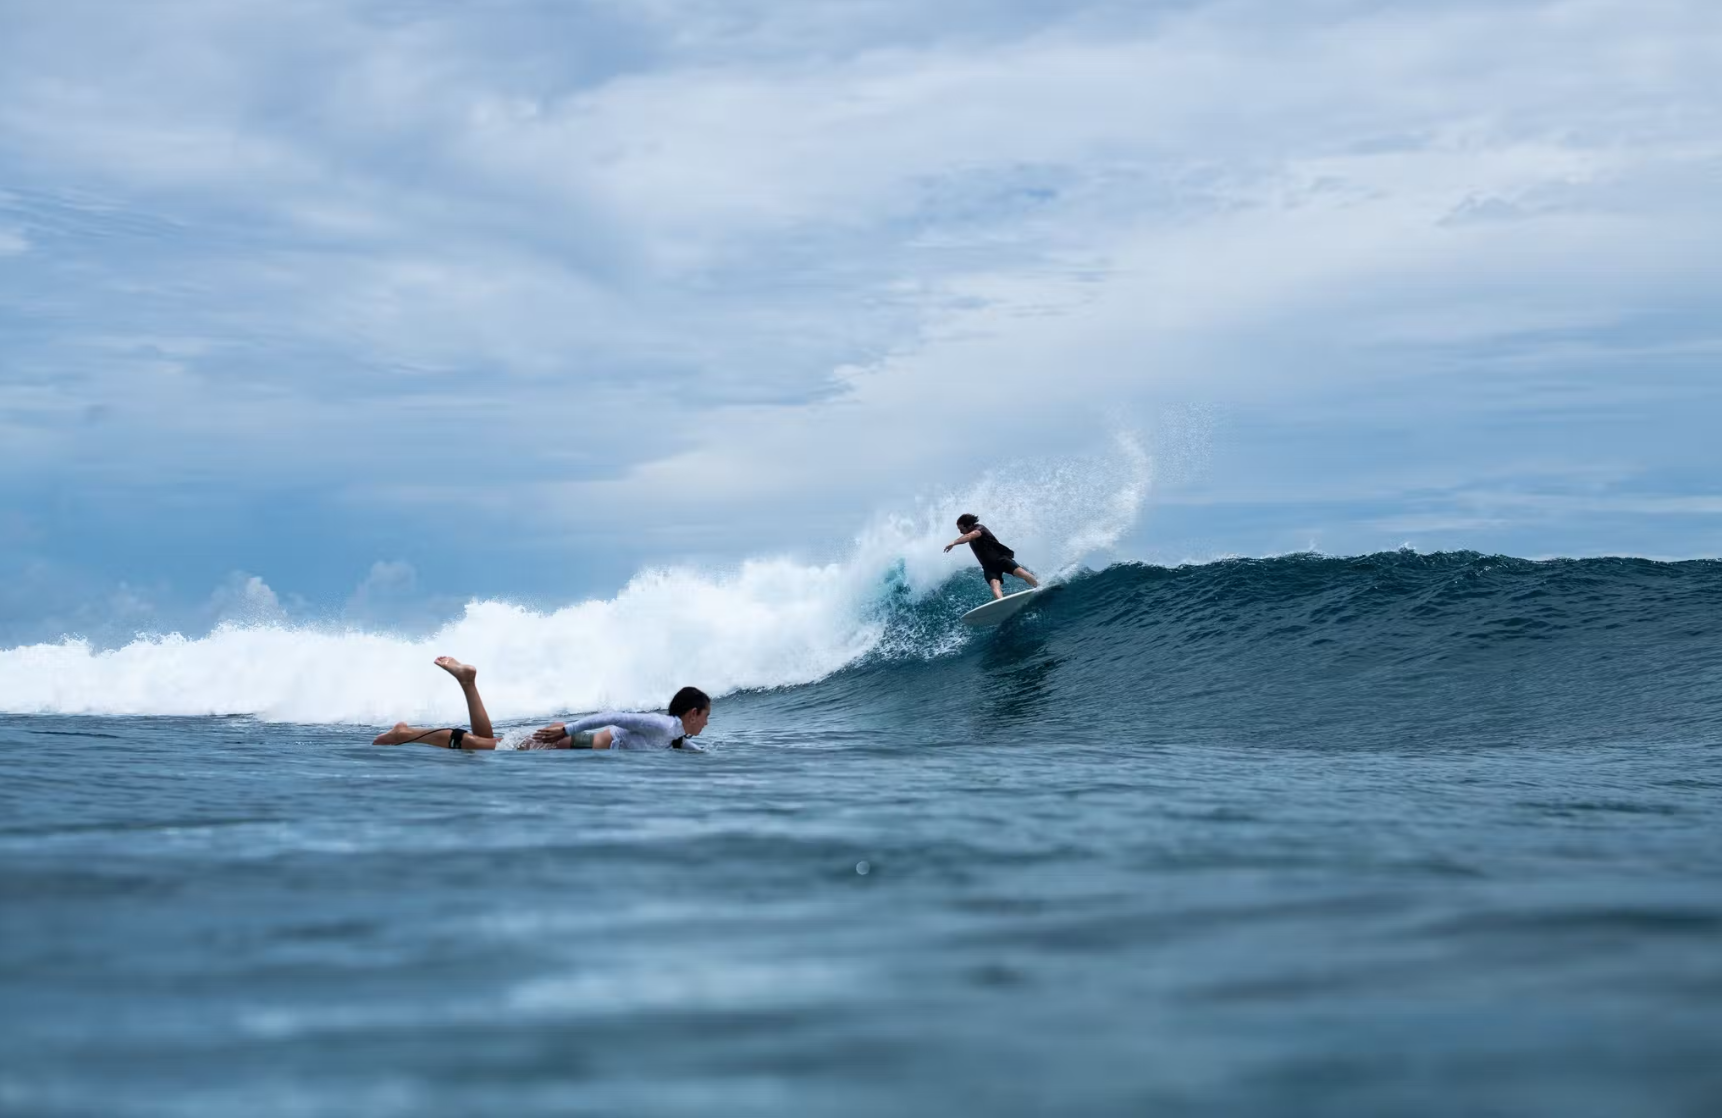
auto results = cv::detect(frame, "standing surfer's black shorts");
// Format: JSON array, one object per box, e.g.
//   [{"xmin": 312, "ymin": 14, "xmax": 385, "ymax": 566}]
[{"xmin": 966, "ymin": 525, "xmax": 1017, "ymax": 580}]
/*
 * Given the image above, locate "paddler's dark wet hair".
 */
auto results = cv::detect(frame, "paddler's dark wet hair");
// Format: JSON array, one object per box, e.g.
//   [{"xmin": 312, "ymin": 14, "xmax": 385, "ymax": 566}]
[
  {"xmin": 667, "ymin": 686, "xmax": 710, "ymax": 749},
  {"xmin": 668, "ymin": 686, "xmax": 710, "ymax": 718},
  {"xmin": 957, "ymin": 513, "xmax": 979, "ymax": 531}
]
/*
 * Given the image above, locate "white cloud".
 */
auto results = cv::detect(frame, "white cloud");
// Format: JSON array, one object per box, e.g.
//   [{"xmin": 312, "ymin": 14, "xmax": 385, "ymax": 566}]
[
  {"xmin": 340, "ymin": 559, "xmax": 471, "ymax": 633},
  {"xmin": 344, "ymin": 559, "xmax": 417, "ymax": 615},
  {"xmin": 207, "ymin": 573, "xmax": 289, "ymax": 626}
]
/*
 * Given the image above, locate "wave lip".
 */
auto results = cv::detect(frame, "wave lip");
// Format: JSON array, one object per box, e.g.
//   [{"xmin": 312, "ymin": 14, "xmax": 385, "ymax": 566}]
[{"xmin": 0, "ymin": 560, "xmax": 881, "ymax": 725}]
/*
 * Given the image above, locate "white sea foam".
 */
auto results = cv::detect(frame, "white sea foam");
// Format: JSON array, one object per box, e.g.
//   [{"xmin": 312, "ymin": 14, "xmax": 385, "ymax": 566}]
[{"xmin": 0, "ymin": 436, "xmax": 1150, "ymax": 724}]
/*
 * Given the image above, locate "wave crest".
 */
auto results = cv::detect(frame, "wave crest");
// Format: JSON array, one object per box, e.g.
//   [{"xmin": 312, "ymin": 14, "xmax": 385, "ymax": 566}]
[{"xmin": 0, "ymin": 437, "xmax": 1152, "ymax": 723}]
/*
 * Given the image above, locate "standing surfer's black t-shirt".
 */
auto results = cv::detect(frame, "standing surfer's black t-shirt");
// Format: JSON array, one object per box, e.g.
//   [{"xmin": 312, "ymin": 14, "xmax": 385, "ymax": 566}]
[{"xmin": 967, "ymin": 524, "xmax": 1017, "ymax": 578}]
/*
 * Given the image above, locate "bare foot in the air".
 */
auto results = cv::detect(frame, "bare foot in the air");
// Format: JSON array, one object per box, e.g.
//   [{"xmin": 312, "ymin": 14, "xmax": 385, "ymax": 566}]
[
  {"xmin": 434, "ymin": 656, "xmax": 477, "ymax": 685},
  {"xmin": 373, "ymin": 722, "xmax": 418, "ymax": 745}
]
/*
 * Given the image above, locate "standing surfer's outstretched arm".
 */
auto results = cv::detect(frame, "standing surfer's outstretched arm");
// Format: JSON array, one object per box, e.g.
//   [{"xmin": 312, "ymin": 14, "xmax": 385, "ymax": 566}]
[{"xmin": 944, "ymin": 530, "xmax": 981, "ymax": 553}]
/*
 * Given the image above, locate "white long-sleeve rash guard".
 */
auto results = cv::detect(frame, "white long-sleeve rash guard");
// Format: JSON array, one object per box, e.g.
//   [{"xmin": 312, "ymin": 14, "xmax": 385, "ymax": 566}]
[{"xmin": 563, "ymin": 711, "xmax": 693, "ymax": 751}]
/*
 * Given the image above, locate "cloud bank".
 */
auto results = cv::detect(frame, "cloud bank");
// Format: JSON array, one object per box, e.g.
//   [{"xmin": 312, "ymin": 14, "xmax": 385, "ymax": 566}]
[{"xmin": 1, "ymin": 0, "xmax": 1718, "ymax": 637}]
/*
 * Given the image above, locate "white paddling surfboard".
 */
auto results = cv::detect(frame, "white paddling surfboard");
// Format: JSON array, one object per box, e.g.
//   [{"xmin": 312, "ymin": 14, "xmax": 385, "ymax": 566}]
[{"xmin": 961, "ymin": 587, "xmax": 1046, "ymax": 628}]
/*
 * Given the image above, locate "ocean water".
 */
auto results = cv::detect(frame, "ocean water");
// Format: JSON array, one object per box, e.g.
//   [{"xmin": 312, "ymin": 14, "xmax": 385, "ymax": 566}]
[{"xmin": 4, "ymin": 551, "xmax": 1722, "ymax": 1117}]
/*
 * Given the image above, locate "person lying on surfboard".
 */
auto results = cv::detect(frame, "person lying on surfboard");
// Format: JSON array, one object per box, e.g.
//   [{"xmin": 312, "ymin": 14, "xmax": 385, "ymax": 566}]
[
  {"xmin": 944, "ymin": 513, "xmax": 1041, "ymax": 600},
  {"xmin": 372, "ymin": 657, "xmax": 711, "ymax": 751}
]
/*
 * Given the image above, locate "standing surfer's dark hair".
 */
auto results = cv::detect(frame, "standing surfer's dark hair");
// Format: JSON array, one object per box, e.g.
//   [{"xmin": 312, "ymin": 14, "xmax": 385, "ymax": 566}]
[
  {"xmin": 668, "ymin": 686, "xmax": 711, "ymax": 718},
  {"xmin": 956, "ymin": 513, "xmax": 979, "ymax": 531}
]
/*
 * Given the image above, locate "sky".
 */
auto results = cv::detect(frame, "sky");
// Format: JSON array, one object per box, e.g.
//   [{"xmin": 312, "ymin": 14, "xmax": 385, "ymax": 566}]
[{"xmin": 1, "ymin": 0, "xmax": 1719, "ymax": 646}]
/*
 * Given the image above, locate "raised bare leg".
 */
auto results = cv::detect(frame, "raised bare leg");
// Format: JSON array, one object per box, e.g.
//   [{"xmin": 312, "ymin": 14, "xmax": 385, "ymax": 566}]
[
  {"xmin": 371, "ymin": 657, "xmax": 501, "ymax": 749},
  {"xmin": 434, "ymin": 656, "xmax": 495, "ymax": 739},
  {"xmin": 1012, "ymin": 567, "xmax": 1040, "ymax": 589}
]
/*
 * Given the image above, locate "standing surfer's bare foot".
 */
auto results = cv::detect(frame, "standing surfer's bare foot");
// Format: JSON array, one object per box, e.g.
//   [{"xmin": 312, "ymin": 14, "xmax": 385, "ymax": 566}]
[
  {"xmin": 434, "ymin": 656, "xmax": 477, "ymax": 685},
  {"xmin": 373, "ymin": 722, "xmax": 418, "ymax": 745}
]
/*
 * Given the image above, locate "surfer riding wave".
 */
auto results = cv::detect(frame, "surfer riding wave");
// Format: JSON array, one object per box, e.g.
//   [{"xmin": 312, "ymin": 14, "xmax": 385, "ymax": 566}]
[{"xmin": 945, "ymin": 514, "xmax": 1040, "ymax": 600}]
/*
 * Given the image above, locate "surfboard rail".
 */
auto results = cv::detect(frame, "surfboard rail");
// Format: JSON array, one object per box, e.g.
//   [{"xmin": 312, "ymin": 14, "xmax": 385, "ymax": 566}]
[{"xmin": 960, "ymin": 586, "xmax": 1046, "ymax": 628}]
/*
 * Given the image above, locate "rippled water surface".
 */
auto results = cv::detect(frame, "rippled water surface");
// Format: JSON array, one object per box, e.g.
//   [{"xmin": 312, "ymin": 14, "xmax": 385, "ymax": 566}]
[{"xmin": 5, "ymin": 554, "xmax": 1722, "ymax": 1116}]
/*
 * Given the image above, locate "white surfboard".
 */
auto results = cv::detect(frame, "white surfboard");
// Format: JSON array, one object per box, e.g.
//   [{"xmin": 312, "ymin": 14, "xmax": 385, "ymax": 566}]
[{"xmin": 960, "ymin": 587, "xmax": 1046, "ymax": 628}]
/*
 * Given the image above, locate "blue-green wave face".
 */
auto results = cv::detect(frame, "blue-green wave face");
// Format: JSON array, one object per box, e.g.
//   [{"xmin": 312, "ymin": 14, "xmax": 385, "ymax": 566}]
[
  {"xmin": 737, "ymin": 551, "xmax": 1722, "ymax": 752},
  {"xmin": 3, "ymin": 546, "xmax": 1718, "ymax": 743}
]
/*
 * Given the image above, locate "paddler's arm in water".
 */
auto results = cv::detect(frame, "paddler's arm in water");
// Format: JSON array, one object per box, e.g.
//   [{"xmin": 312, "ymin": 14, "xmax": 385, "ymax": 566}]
[
  {"xmin": 943, "ymin": 530, "xmax": 981, "ymax": 553},
  {"xmin": 530, "ymin": 720, "xmax": 616, "ymax": 749}
]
